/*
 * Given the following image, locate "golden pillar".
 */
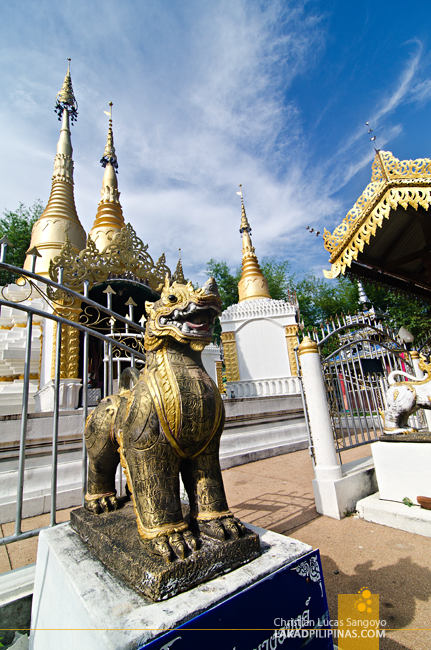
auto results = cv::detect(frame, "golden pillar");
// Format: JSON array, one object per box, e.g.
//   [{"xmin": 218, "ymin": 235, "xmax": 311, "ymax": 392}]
[
  {"xmin": 215, "ymin": 360, "xmax": 224, "ymax": 393},
  {"xmin": 220, "ymin": 331, "xmax": 240, "ymax": 382},
  {"xmin": 285, "ymin": 324, "xmax": 299, "ymax": 376},
  {"xmin": 51, "ymin": 300, "xmax": 82, "ymax": 379}
]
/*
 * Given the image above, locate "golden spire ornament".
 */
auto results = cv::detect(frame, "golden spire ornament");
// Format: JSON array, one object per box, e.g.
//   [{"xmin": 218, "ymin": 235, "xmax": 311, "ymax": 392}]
[
  {"xmin": 54, "ymin": 58, "xmax": 78, "ymax": 123},
  {"xmin": 237, "ymin": 184, "xmax": 271, "ymax": 302},
  {"xmin": 100, "ymin": 102, "xmax": 118, "ymax": 171},
  {"xmin": 88, "ymin": 102, "xmax": 125, "ymax": 252},
  {"xmin": 173, "ymin": 248, "xmax": 186, "ymax": 284},
  {"xmin": 23, "ymin": 59, "xmax": 85, "ymax": 276}
]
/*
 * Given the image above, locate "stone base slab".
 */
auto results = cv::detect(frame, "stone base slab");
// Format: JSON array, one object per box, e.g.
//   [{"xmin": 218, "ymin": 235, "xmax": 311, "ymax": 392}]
[
  {"xmin": 313, "ymin": 456, "xmax": 377, "ymax": 519},
  {"xmin": 372, "ymin": 440, "xmax": 431, "ymax": 505},
  {"xmin": 30, "ymin": 523, "xmax": 312, "ymax": 650},
  {"xmin": 70, "ymin": 503, "xmax": 261, "ymax": 601},
  {"xmin": 0, "ymin": 564, "xmax": 35, "ymax": 646},
  {"xmin": 357, "ymin": 491, "xmax": 431, "ymax": 537}
]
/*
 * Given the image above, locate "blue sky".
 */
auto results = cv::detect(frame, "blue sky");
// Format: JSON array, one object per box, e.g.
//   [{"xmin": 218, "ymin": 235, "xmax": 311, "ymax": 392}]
[{"xmin": 1, "ymin": 0, "xmax": 431, "ymax": 283}]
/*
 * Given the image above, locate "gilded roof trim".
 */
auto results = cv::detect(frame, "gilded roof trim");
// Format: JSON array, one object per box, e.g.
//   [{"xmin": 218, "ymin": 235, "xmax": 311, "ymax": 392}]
[{"xmin": 323, "ymin": 151, "xmax": 431, "ymax": 279}]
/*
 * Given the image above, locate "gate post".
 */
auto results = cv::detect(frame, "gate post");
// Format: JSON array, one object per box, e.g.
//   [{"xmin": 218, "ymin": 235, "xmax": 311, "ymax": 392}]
[
  {"xmin": 298, "ymin": 337, "xmax": 343, "ymax": 518},
  {"xmin": 411, "ymin": 350, "xmax": 431, "ymax": 430}
]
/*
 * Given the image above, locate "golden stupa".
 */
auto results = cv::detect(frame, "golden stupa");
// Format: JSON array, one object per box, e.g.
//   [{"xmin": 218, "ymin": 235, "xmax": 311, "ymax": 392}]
[
  {"xmin": 88, "ymin": 103, "xmax": 125, "ymax": 251},
  {"xmin": 23, "ymin": 60, "xmax": 86, "ymax": 276},
  {"xmin": 237, "ymin": 185, "xmax": 271, "ymax": 302}
]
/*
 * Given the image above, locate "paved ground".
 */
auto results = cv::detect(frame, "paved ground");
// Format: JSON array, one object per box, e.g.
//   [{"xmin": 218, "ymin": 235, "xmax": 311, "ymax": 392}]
[{"xmin": 1, "ymin": 447, "xmax": 430, "ymax": 649}]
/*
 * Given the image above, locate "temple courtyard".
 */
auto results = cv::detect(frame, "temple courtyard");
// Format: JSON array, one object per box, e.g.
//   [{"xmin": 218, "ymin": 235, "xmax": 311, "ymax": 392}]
[{"xmin": 1, "ymin": 446, "xmax": 430, "ymax": 650}]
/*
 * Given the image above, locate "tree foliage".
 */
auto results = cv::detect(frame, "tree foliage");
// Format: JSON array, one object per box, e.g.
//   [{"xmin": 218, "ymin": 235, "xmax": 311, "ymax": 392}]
[
  {"xmin": 206, "ymin": 259, "xmax": 240, "ymax": 310},
  {"xmin": 294, "ymin": 273, "xmax": 358, "ymax": 331},
  {"xmin": 0, "ymin": 201, "xmax": 43, "ymax": 285},
  {"xmin": 359, "ymin": 282, "xmax": 431, "ymax": 342}
]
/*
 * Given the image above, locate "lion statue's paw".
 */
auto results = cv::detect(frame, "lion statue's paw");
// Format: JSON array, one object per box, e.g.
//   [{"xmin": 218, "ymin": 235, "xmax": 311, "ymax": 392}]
[
  {"xmin": 383, "ymin": 426, "xmax": 417, "ymax": 435},
  {"xmin": 84, "ymin": 493, "xmax": 120, "ymax": 515},
  {"xmin": 191, "ymin": 515, "xmax": 246, "ymax": 541},
  {"xmin": 147, "ymin": 529, "xmax": 199, "ymax": 563}
]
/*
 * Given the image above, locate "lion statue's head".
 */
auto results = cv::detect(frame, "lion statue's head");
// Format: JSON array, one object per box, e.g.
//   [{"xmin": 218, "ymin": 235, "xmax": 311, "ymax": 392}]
[{"xmin": 144, "ymin": 276, "xmax": 222, "ymax": 351}]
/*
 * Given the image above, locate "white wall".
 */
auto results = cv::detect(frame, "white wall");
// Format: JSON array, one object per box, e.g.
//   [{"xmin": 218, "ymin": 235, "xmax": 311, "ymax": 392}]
[{"xmin": 236, "ymin": 318, "xmax": 290, "ymax": 380}]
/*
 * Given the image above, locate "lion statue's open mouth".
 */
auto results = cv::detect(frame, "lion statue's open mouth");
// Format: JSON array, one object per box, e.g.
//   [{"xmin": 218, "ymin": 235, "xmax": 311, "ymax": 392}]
[
  {"xmin": 144, "ymin": 277, "xmax": 222, "ymax": 351},
  {"xmin": 158, "ymin": 304, "xmax": 219, "ymax": 336}
]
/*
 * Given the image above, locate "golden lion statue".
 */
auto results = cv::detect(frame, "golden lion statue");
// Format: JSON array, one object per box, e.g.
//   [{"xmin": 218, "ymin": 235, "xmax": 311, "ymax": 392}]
[
  {"xmin": 383, "ymin": 356, "xmax": 431, "ymax": 434},
  {"xmin": 84, "ymin": 276, "xmax": 246, "ymax": 562}
]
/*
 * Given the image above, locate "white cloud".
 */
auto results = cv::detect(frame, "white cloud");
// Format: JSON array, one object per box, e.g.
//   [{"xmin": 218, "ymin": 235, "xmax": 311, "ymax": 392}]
[{"xmin": 0, "ymin": 0, "xmax": 332, "ymax": 281}]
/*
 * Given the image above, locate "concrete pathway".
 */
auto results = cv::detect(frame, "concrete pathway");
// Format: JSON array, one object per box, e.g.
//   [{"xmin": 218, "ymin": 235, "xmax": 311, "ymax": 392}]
[
  {"xmin": 1, "ymin": 447, "xmax": 431, "ymax": 649},
  {"xmin": 223, "ymin": 449, "xmax": 431, "ymax": 650}
]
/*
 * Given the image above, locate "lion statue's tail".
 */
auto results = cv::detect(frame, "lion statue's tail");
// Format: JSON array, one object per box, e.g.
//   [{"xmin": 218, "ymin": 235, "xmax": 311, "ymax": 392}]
[
  {"xmin": 388, "ymin": 370, "xmax": 417, "ymax": 385},
  {"xmin": 119, "ymin": 367, "xmax": 140, "ymax": 392}
]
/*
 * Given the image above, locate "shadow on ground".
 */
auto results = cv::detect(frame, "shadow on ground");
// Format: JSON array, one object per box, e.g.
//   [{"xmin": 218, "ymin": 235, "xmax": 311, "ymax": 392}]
[
  {"xmin": 321, "ymin": 554, "xmax": 431, "ymax": 650},
  {"xmin": 231, "ymin": 488, "xmax": 320, "ymax": 534}
]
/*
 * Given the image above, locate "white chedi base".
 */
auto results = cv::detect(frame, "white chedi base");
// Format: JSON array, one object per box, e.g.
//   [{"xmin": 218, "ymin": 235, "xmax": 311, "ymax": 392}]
[
  {"xmin": 226, "ymin": 376, "xmax": 300, "ymax": 398},
  {"xmin": 201, "ymin": 342, "xmax": 221, "ymax": 385},
  {"xmin": 220, "ymin": 298, "xmax": 298, "ymax": 383},
  {"xmin": 34, "ymin": 379, "xmax": 82, "ymax": 412},
  {"xmin": 372, "ymin": 440, "xmax": 431, "ymax": 505}
]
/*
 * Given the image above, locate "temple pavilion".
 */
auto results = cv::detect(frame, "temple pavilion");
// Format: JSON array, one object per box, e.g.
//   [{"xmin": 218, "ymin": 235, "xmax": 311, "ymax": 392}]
[{"xmin": 324, "ymin": 149, "xmax": 431, "ymax": 300}]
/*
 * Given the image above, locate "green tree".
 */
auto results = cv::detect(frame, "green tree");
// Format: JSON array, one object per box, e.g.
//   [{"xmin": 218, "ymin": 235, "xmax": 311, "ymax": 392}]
[
  {"xmin": 260, "ymin": 257, "xmax": 292, "ymax": 302},
  {"xmin": 294, "ymin": 273, "xmax": 359, "ymax": 331},
  {"xmin": 362, "ymin": 283, "xmax": 431, "ymax": 342},
  {"xmin": 0, "ymin": 201, "xmax": 43, "ymax": 285},
  {"xmin": 206, "ymin": 259, "xmax": 241, "ymax": 310}
]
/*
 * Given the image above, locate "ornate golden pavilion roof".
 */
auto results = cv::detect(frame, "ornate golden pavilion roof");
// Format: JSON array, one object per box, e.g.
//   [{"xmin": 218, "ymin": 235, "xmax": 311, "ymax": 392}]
[
  {"xmin": 323, "ymin": 150, "xmax": 431, "ymax": 292},
  {"xmin": 237, "ymin": 185, "xmax": 271, "ymax": 302}
]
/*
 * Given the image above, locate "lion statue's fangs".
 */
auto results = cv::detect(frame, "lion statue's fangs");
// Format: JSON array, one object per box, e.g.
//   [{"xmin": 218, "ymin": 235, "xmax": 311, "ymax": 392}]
[{"xmin": 83, "ymin": 276, "xmax": 246, "ymax": 563}]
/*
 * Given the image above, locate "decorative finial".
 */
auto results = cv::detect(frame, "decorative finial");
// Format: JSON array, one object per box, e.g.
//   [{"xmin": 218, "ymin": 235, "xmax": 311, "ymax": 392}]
[
  {"xmin": 366, "ymin": 121, "xmax": 377, "ymax": 145},
  {"xmin": 100, "ymin": 102, "xmax": 118, "ymax": 173},
  {"xmin": 55, "ymin": 58, "xmax": 78, "ymax": 124},
  {"xmin": 357, "ymin": 280, "xmax": 369, "ymax": 305},
  {"xmin": 173, "ymin": 248, "xmax": 186, "ymax": 284},
  {"xmin": 236, "ymin": 184, "xmax": 271, "ymax": 302},
  {"xmin": 236, "ymin": 184, "xmax": 251, "ymax": 234}
]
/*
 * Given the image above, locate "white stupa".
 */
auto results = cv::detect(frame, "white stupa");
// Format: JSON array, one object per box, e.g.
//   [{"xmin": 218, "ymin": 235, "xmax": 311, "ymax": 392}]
[{"xmin": 220, "ymin": 187, "xmax": 300, "ymax": 398}]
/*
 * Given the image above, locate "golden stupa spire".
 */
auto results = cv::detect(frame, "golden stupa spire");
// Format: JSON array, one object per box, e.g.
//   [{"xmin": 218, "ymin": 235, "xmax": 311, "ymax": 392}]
[
  {"xmin": 23, "ymin": 59, "xmax": 85, "ymax": 276},
  {"xmin": 237, "ymin": 184, "xmax": 271, "ymax": 302},
  {"xmin": 173, "ymin": 248, "xmax": 186, "ymax": 284},
  {"xmin": 88, "ymin": 102, "xmax": 125, "ymax": 252}
]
